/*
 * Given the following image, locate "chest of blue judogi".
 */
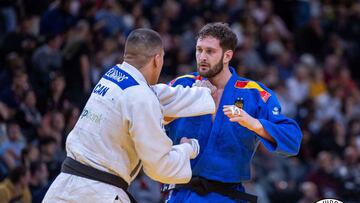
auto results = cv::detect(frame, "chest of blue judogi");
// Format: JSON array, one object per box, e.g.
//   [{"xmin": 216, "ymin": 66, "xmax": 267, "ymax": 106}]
[{"xmin": 167, "ymin": 74, "xmax": 263, "ymax": 183}]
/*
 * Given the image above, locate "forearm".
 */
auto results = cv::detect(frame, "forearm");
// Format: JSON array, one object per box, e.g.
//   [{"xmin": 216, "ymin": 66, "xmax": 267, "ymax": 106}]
[
  {"xmin": 224, "ymin": 105, "xmax": 276, "ymax": 143},
  {"xmin": 142, "ymin": 143, "xmax": 193, "ymax": 184},
  {"xmin": 152, "ymin": 84, "xmax": 215, "ymax": 118},
  {"xmin": 250, "ymin": 119, "xmax": 275, "ymax": 143}
]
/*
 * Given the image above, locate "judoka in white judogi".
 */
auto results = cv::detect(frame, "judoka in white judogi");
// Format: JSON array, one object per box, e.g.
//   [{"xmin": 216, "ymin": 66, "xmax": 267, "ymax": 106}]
[{"xmin": 42, "ymin": 62, "xmax": 215, "ymax": 203}]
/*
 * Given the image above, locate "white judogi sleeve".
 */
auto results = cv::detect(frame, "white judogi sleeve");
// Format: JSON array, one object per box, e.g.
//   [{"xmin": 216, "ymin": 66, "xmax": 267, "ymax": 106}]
[
  {"xmin": 126, "ymin": 87, "xmax": 194, "ymax": 184},
  {"xmin": 151, "ymin": 84, "xmax": 215, "ymax": 117}
]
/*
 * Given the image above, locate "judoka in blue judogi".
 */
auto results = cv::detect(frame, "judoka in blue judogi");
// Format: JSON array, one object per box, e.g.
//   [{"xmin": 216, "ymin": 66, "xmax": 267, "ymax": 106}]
[
  {"xmin": 166, "ymin": 68, "xmax": 302, "ymax": 203},
  {"xmin": 165, "ymin": 22, "xmax": 302, "ymax": 203}
]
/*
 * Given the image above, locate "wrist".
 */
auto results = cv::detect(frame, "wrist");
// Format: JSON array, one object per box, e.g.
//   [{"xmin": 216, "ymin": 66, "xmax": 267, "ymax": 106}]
[
  {"xmin": 188, "ymin": 139, "xmax": 200, "ymax": 159},
  {"xmin": 250, "ymin": 119, "xmax": 262, "ymax": 132}
]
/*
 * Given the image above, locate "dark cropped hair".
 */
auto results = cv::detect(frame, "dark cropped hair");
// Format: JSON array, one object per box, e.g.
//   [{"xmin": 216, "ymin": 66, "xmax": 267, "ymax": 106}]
[
  {"xmin": 197, "ymin": 22, "xmax": 238, "ymax": 52},
  {"xmin": 124, "ymin": 28, "xmax": 163, "ymax": 68},
  {"xmin": 125, "ymin": 28, "xmax": 163, "ymax": 56}
]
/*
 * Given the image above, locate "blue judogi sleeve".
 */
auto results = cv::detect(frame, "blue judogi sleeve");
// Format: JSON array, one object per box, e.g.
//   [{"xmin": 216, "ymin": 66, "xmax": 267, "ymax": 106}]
[
  {"xmin": 256, "ymin": 88, "xmax": 302, "ymax": 156},
  {"xmin": 168, "ymin": 74, "xmax": 197, "ymax": 88}
]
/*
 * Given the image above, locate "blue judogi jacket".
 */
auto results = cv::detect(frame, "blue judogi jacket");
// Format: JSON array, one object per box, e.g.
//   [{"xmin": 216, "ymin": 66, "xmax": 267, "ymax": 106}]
[{"xmin": 167, "ymin": 68, "xmax": 302, "ymax": 184}]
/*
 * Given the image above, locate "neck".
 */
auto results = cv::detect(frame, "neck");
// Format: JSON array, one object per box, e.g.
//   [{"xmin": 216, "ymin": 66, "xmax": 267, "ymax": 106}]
[
  {"xmin": 125, "ymin": 60, "xmax": 152, "ymax": 85},
  {"xmin": 208, "ymin": 66, "xmax": 232, "ymax": 89},
  {"xmin": 138, "ymin": 66, "xmax": 151, "ymax": 85}
]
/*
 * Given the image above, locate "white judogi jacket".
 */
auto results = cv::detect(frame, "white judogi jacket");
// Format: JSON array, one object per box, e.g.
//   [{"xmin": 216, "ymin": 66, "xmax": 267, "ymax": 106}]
[{"xmin": 43, "ymin": 62, "xmax": 215, "ymax": 203}]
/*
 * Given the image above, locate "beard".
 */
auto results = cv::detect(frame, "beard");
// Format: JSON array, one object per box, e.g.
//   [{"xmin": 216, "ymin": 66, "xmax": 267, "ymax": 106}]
[{"xmin": 197, "ymin": 54, "xmax": 224, "ymax": 78}]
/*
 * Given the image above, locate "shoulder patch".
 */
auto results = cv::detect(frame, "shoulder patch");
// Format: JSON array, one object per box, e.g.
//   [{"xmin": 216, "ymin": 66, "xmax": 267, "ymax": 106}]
[
  {"xmin": 235, "ymin": 80, "xmax": 271, "ymax": 102},
  {"xmin": 102, "ymin": 66, "xmax": 139, "ymax": 90}
]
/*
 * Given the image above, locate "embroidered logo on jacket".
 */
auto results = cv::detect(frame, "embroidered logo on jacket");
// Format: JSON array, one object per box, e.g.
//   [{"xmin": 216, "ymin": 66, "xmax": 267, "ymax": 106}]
[
  {"xmin": 92, "ymin": 83, "xmax": 109, "ymax": 96},
  {"xmin": 272, "ymin": 107, "xmax": 280, "ymax": 115},
  {"xmin": 80, "ymin": 108, "xmax": 102, "ymax": 124},
  {"xmin": 234, "ymin": 81, "xmax": 271, "ymax": 102},
  {"xmin": 105, "ymin": 68, "xmax": 128, "ymax": 82},
  {"xmin": 102, "ymin": 66, "xmax": 139, "ymax": 90}
]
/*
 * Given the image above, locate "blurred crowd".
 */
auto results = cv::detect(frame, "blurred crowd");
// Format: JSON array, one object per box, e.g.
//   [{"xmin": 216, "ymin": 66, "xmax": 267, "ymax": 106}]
[{"xmin": 0, "ymin": 0, "xmax": 360, "ymax": 202}]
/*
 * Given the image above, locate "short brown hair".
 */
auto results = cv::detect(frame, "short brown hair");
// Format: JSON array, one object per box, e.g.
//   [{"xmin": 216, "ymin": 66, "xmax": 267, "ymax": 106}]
[{"xmin": 197, "ymin": 22, "xmax": 238, "ymax": 52}]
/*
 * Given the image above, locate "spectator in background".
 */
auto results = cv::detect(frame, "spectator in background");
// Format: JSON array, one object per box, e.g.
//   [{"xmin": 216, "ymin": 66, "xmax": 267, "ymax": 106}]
[
  {"xmin": 78, "ymin": 1, "xmax": 97, "ymax": 28},
  {"xmin": 39, "ymin": 137, "xmax": 62, "ymax": 182},
  {"xmin": 308, "ymin": 151, "xmax": 341, "ymax": 199},
  {"xmin": 0, "ymin": 71, "xmax": 30, "ymax": 110},
  {"xmin": 62, "ymin": 20, "xmax": 91, "ymax": 108},
  {"xmin": 0, "ymin": 122, "xmax": 26, "ymax": 168},
  {"xmin": 0, "ymin": 158, "xmax": 9, "ymax": 182},
  {"xmin": 286, "ymin": 64, "xmax": 310, "ymax": 105},
  {"xmin": 38, "ymin": 73, "xmax": 68, "ymax": 114},
  {"xmin": 275, "ymin": 50, "xmax": 294, "ymax": 81},
  {"xmin": 40, "ymin": 0, "xmax": 77, "ymax": 35},
  {"xmin": 50, "ymin": 111, "xmax": 66, "ymax": 145},
  {"xmin": 21, "ymin": 0, "xmax": 51, "ymax": 22},
  {"xmin": 29, "ymin": 161, "xmax": 49, "ymax": 203},
  {"xmin": 309, "ymin": 68, "xmax": 327, "ymax": 99},
  {"xmin": 323, "ymin": 54, "xmax": 340, "ymax": 85},
  {"xmin": 315, "ymin": 86, "xmax": 344, "ymax": 125},
  {"xmin": 0, "ymin": 120, "xmax": 11, "ymax": 179},
  {"xmin": 99, "ymin": 37, "xmax": 121, "ymax": 69},
  {"xmin": 180, "ymin": 17, "xmax": 204, "ymax": 57},
  {"xmin": 123, "ymin": 2, "xmax": 150, "ymax": 30},
  {"xmin": 274, "ymin": 81, "xmax": 297, "ymax": 118},
  {"xmin": 90, "ymin": 51, "xmax": 108, "ymax": 85},
  {"xmin": 256, "ymin": 0, "xmax": 292, "ymax": 39},
  {"xmin": 37, "ymin": 111, "xmax": 65, "ymax": 146},
  {"xmin": 258, "ymin": 24, "xmax": 285, "ymax": 63},
  {"xmin": 315, "ymin": 119, "xmax": 346, "ymax": 155},
  {"xmin": 21, "ymin": 144, "xmax": 40, "ymax": 169},
  {"xmin": 295, "ymin": 16, "xmax": 325, "ymax": 59},
  {"xmin": 0, "ymin": 52, "xmax": 26, "ymax": 90},
  {"xmin": 238, "ymin": 34, "xmax": 265, "ymax": 72},
  {"xmin": 94, "ymin": 0, "xmax": 130, "ymax": 36},
  {"xmin": 0, "ymin": 165, "xmax": 31, "ymax": 203},
  {"xmin": 336, "ymin": 67, "xmax": 359, "ymax": 99},
  {"xmin": 297, "ymin": 181, "xmax": 319, "ymax": 203},
  {"xmin": 0, "ymin": 17, "xmax": 37, "ymax": 65},
  {"xmin": 17, "ymin": 90, "xmax": 42, "ymax": 140},
  {"xmin": 335, "ymin": 146, "xmax": 360, "ymax": 202},
  {"xmin": 31, "ymin": 33, "xmax": 63, "ymax": 94},
  {"xmin": 0, "ymin": 0, "xmax": 17, "ymax": 34},
  {"xmin": 0, "ymin": 102, "xmax": 12, "ymax": 124}
]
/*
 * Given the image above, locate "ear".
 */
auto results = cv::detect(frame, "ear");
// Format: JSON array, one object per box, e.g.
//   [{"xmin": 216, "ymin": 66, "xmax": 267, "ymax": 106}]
[
  {"xmin": 153, "ymin": 53, "xmax": 162, "ymax": 69},
  {"xmin": 223, "ymin": 50, "xmax": 233, "ymax": 64}
]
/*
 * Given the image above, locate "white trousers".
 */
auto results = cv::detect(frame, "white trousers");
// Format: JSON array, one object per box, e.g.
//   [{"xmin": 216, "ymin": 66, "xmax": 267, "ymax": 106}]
[{"xmin": 43, "ymin": 173, "xmax": 131, "ymax": 203}]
